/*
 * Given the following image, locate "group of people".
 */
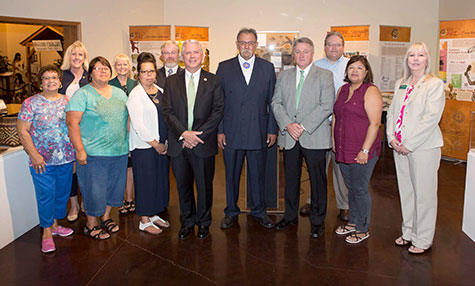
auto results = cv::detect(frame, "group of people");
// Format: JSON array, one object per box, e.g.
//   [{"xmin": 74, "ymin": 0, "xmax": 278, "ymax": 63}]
[{"xmin": 17, "ymin": 28, "xmax": 445, "ymax": 256}]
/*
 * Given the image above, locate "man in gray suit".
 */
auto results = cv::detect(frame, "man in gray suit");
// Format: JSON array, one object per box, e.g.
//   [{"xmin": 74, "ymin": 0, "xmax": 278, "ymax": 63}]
[{"xmin": 271, "ymin": 37, "xmax": 334, "ymax": 238}]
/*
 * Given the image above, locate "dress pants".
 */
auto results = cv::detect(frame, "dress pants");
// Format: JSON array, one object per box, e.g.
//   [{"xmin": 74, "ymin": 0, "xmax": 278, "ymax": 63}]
[
  {"xmin": 170, "ymin": 149, "xmax": 215, "ymax": 227},
  {"xmin": 394, "ymin": 148, "xmax": 441, "ymax": 249},
  {"xmin": 283, "ymin": 142, "xmax": 328, "ymax": 225},
  {"xmin": 223, "ymin": 147, "xmax": 266, "ymax": 217}
]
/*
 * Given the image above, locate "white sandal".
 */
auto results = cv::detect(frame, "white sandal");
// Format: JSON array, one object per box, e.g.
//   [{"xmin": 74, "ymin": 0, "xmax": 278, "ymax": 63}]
[
  {"xmin": 139, "ymin": 221, "xmax": 162, "ymax": 234},
  {"xmin": 150, "ymin": 215, "xmax": 170, "ymax": 228}
]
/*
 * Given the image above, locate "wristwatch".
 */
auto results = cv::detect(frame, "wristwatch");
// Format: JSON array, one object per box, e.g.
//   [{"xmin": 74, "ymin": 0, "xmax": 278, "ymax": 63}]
[{"xmin": 361, "ymin": 149, "xmax": 369, "ymax": 155}]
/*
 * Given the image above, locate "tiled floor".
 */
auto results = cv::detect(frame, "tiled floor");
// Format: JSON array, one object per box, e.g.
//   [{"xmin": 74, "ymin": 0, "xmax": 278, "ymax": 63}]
[{"xmin": 0, "ymin": 149, "xmax": 473, "ymax": 285}]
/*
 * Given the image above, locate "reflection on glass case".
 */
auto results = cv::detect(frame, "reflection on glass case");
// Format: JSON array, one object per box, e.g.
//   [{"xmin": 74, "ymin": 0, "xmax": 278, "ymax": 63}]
[{"xmin": 471, "ymin": 111, "xmax": 475, "ymax": 151}]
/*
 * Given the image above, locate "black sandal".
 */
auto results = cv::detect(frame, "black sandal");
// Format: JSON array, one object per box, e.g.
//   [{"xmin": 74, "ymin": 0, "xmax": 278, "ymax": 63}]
[
  {"xmin": 118, "ymin": 201, "xmax": 135, "ymax": 214},
  {"xmin": 100, "ymin": 218, "xmax": 119, "ymax": 233},
  {"xmin": 83, "ymin": 225, "xmax": 110, "ymax": 240}
]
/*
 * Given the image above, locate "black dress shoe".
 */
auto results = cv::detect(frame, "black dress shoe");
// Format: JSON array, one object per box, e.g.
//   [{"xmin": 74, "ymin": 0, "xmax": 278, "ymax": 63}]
[
  {"xmin": 253, "ymin": 214, "xmax": 274, "ymax": 228},
  {"xmin": 178, "ymin": 226, "xmax": 194, "ymax": 239},
  {"xmin": 299, "ymin": 203, "xmax": 311, "ymax": 215},
  {"xmin": 311, "ymin": 224, "xmax": 324, "ymax": 238},
  {"xmin": 274, "ymin": 218, "xmax": 298, "ymax": 230},
  {"xmin": 197, "ymin": 226, "xmax": 209, "ymax": 239},
  {"xmin": 220, "ymin": 215, "xmax": 238, "ymax": 229}
]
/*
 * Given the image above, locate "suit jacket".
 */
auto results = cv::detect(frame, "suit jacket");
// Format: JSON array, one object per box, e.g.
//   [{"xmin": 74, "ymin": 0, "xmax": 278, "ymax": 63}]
[
  {"xmin": 386, "ymin": 76, "xmax": 445, "ymax": 152},
  {"xmin": 216, "ymin": 56, "xmax": 278, "ymax": 150},
  {"xmin": 162, "ymin": 69, "xmax": 224, "ymax": 158},
  {"xmin": 156, "ymin": 66, "xmax": 183, "ymax": 90},
  {"xmin": 59, "ymin": 69, "xmax": 89, "ymax": 95},
  {"xmin": 271, "ymin": 65, "xmax": 335, "ymax": 150}
]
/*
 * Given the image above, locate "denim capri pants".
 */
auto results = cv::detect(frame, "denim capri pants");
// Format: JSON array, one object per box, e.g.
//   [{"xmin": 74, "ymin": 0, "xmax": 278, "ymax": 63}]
[
  {"xmin": 76, "ymin": 155, "xmax": 128, "ymax": 217},
  {"xmin": 30, "ymin": 162, "xmax": 74, "ymax": 228}
]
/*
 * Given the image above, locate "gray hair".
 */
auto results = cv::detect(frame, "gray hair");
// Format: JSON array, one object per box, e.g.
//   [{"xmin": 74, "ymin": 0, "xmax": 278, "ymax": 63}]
[
  {"xmin": 324, "ymin": 31, "xmax": 345, "ymax": 47},
  {"xmin": 181, "ymin": 40, "xmax": 203, "ymax": 56},
  {"xmin": 292, "ymin": 37, "xmax": 314, "ymax": 53},
  {"xmin": 236, "ymin": 28, "xmax": 258, "ymax": 41},
  {"xmin": 161, "ymin": 40, "xmax": 179, "ymax": 53}
]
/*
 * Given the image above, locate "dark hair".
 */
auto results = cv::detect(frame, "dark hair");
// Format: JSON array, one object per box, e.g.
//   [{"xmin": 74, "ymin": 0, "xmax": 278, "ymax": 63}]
[
  {"xmin": 236, "ymin": 28, "xmax": 257, "ymax": 41},
  {"xmin": 87, "ymin": 56, "xmax": 112, "ymax": 81},
  {"xmin": 136, "ymin": 52, "xmax": 157, "ymax": 75},
  {"xmin": 344, "ymin": 55, "xmax": 374, "ymax": 83},
  {"xmin": 37, "ymin": 64, "xmax": 62, "ymax": 82},
  {"xmin": 324, "ymin": 31, "xmax": 345, "ymax": 47},
  {"xmin": 13, "ymin": 52, "xmax": 21, "ymax": 62}
]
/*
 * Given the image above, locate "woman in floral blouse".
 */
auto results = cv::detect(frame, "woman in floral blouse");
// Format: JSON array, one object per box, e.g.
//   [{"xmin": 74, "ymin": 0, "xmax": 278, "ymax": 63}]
[{"xmin": 17, "ymin": 65, "xmax": 76, "ymax": 253}]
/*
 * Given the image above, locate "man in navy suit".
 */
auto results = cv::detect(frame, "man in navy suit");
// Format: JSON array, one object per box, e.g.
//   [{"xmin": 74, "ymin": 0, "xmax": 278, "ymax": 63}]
[{"xmin": 216, "ymin": 28, "xmax": 278, "ymax": 229}]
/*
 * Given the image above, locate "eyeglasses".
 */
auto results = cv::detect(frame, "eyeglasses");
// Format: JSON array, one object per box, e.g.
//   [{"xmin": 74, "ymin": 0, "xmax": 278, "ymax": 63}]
[
  {"xmin": 93, "ymin": 67, "xmax": 110, "ymax": 72},
  {"xmin": 162, "ymin": 51, "xmax": 178, "ymax": 56},
  {"xmin": 139, "ymin": 70, "xmax": 156, "ymax": 75},
  {"xmin": 238, "ymin": 41, "xmax": 257, "ymax": 47},
  {"xmin": 326, "ymin": 43, "xmax": 342, "ymax": 48},
  {"xmin": 41, "ymin": 76, "xmax": 59, "ymax": 81}
]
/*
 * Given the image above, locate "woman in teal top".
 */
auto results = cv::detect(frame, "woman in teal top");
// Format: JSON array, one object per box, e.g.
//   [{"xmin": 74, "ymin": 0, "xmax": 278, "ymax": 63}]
[
  {"xmin": 109, "ymin": 53, "xmax": 136, "ymax": 96},
  {"xmin": 66, "ymin": 56, "xmax": 129, "ymax": 240},
  {"xmin": 109, "ymin": 54, "xmax": 136, "ymax": 215}
]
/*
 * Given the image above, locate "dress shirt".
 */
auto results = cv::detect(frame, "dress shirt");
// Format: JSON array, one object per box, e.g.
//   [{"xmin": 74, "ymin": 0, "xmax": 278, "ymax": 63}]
[
  {"xmin": 166, "ymin": 65, "xmax": 179, "ymax": 77},
  {"xmin": 185, "ymin": 68, "xmax": 201, "ymax": 95},
  {"xmin": 296, "ymin": 64, "xmax": 312, "ymax": 88},
  {"xmin": 314, "ymin": 55, "xmax": 349, "ymax": 95},
  {"xmin": 238, "ymin": 54, "xmax": 255, "ymax": 85}
]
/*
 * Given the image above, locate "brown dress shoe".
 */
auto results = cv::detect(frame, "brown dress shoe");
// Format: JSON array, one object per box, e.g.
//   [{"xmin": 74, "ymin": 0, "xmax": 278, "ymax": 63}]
[
  {"xmin": 299, "ymin": 203, "xmax": 311, "ymax": 215},
  {"xmin": 339, "ymin": 209, "xmax": 349, "ymax": 221}
]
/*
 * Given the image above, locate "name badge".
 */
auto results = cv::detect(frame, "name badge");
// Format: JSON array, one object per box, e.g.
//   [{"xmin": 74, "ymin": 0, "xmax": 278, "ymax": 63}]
[{"xmin": 399, "ymin": 84, "xmax": 407, "ymax": 89}]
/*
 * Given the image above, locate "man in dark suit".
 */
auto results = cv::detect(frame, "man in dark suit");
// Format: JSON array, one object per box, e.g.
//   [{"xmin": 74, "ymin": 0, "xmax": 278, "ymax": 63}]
[
  {"xmin": 156, "ymin": 40, "xmax": 182, "ymax": 89},
  {"xmin": 271, "ymin": 37, "xmax": 335, "ymax": 238},
  {"xmin": 162, "ymin": 40, "xmax": 224, "ymax": 240},
  {"xmin": 216, "ymin": 28, "xmax": 277, "ymax": 229}
]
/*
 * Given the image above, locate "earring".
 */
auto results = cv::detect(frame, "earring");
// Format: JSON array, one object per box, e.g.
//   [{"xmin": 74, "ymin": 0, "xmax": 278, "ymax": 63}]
[
  {"xmin": 59, "ymin": 83, "xmax": 63, "ymax": 89},
  {"xmin": 39, "ymin": 85, "xmax": 43, "ymax": 91}
]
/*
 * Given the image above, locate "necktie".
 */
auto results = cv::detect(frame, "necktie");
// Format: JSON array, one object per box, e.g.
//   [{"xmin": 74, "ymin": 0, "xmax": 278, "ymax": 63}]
[
  {"xmin": 187, "ymin": 74, "xmax": 196, "ymax": 130},
  {"xmin": 168, "ymin": 68, "xmax": 173, "ymax": 77},
  {"xmin": 296, "ymin": 70, "xmax": 305, "ymax": 108}
]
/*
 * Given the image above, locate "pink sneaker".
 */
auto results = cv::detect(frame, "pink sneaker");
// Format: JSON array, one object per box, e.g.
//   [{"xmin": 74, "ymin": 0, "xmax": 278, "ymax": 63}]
[
  {"xmin": 51, "ymin": 226, "xmax": 74, "ymax": 237},
  {"xmin": 41, "ymin": 238, "xmax": 56, "ymax": 253}
]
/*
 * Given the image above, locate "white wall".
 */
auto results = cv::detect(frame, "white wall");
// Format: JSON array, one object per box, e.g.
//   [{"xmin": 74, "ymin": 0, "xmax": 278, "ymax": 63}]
[
  {"xmin": 439, "ymin": 0, "xmax": 475, "ymax": 21},
  {"xmin": 164, "ymin": 0, "xmax": 440, "ymax": 81},
  {"xmin": 2, "ymin": 0, "xmax": 441, "ymax": 84},
  {"xmin": 1, "ymin": 0, "xmax": 165, "ymax": 65}
]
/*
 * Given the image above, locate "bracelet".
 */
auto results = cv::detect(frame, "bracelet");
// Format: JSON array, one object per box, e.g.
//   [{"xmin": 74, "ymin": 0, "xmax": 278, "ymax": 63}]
[{"xmin": 361, "ymin": 149, "xmax": 369, "ymax": 155}]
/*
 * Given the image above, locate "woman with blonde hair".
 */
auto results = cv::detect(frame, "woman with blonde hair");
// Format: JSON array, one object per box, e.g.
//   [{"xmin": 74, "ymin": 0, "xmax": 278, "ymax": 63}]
[
  {"xmin": 59, "ymin": 40, "xmax": 90, "ymax": 222},
  {"xmin": 386, "ymin": 42, "xmax": 445, "ymax": 254},
  {"xmin": 109, "ymin": 53, "xmax": 136, "ymax": 214}
]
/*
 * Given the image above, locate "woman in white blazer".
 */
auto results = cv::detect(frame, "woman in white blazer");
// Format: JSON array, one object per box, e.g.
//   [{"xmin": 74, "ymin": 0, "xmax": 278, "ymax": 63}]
[
  {"xmin": 127, "ymin": 52, "xmax": 170, "ymax": 234},
  {"xmin": 386, "ymin": 42, "xmax": 445, "ymax": 254}
]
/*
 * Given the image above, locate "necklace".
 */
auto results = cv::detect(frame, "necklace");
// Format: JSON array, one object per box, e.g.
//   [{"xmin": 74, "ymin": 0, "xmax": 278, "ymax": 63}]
[{"xmin": 148, "ymin": 92, "xmax": 159, "ymax": 104}]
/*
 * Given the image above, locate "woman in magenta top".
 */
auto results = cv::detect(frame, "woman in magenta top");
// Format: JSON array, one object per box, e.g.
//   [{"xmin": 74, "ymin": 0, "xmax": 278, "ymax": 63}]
[{"xmin": 332, "ymin": 55, "xmax": 382, "ymax": 244}]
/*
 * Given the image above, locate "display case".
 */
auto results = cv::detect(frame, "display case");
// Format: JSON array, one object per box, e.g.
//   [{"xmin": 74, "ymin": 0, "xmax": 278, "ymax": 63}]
[{"xmin": 470, "ymin": 111, "xmax": 475, "ymax": 152}]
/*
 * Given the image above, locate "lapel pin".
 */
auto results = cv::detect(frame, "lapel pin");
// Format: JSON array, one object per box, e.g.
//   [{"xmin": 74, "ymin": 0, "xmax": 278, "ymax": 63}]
[{"xmin": 203, "ymin": 77, "xmax": 208, "ymax": 82}]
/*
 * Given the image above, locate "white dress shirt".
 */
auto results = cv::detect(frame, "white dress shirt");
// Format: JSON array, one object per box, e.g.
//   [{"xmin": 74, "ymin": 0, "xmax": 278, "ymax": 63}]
[
  {"xmin": 185, "ymin": 68, "xmax": 201, "ymax": 95},
  {"xmin": 166, "ymin": 65, "xmax": 179, "ymax": 77},
  {"xmin": 238, "ymin": 54, "xmax": 255, "ymax": 85},
  {"xmin": 295, "ymin": 64, "xmax": 312, "ymax": 88}
]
